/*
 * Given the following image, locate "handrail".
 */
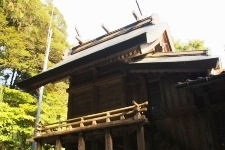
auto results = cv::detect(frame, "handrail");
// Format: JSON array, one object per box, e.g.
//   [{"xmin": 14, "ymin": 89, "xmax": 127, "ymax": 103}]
[{"xmin": 36, "ymin": 101, "xmax": 148, "ymax": 136}]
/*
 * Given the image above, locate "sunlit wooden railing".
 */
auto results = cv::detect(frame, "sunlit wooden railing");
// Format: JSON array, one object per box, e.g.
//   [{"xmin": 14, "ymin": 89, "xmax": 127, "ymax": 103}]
[{"xmin": 36, "ymin": 101, "xmax": 148, "ymax": 136}]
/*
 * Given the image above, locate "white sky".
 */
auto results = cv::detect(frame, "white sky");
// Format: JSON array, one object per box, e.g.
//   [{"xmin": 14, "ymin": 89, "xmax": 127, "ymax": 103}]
[{"xmin": 53, "ymin": 0, "xmax": 225, "ymax": 67}]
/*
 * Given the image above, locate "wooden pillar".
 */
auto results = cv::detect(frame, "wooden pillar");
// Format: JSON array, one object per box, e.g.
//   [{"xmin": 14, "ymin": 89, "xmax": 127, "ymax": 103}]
[
  {"xmin": 37, "ymin": 142, "xmax": 42, "ymax": 150},
  {"xmin": 78, "ymin": 133, "xmax": 85, "ymax": 150},
  {"xmin": 55, "ymin": 139, "xmax": 62, "ymax": 150},
  {"xmin": 123, "ymin": 135, "xmax": 131, "ymax": 150},
  {"xmin": 67, "ymin": 76, "xmax": 75, "ymax": 119},
  {"xmin": 137, "ymin": 126, "xmax": 145, "ymax": 150},
  {"xmin": 105, "ymin": 129, "xmax": 113, "ymax": 150}
]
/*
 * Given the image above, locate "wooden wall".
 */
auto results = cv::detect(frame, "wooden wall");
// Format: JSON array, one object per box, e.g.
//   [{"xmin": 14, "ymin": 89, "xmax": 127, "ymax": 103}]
[
  {"xmin": 70, "ymin": 88, "xmax": 93, "ymax": 118},
  {"xmin": 153, "ymin": 112, "xmax": 215, "ymax": 150},
  {"xmin": 67, "ymin": 70, "xmax": 225, "ymax": 150},
  {"xmin": 67, "ymin": 74, "xmax": 126, "ymax": 119},
  {"xmin": 98, "ymin": 80, "xmax": 124, "ymax": 112},
  {"xmin": 149, "ymin": 74, "xmax": 225, "ymax": 150}
]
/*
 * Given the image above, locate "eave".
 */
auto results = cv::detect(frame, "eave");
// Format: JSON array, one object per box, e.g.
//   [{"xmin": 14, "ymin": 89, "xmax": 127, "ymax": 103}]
[{"xmin": 16, "ymin": 21, "xmax": 173, "ymax": 91}]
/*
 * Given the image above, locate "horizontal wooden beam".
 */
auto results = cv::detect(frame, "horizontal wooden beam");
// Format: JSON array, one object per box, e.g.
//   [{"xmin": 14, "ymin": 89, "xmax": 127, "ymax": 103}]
[
  {"xmin": 34, "ymin": 117, "xmax": 147, "ymax": 140},
  {"xmin": 144, "ymin": 50, "xmax": 207, "ymax": 58},
  {"xmin": 33, "ymin": 118, "xmax": 147, "ymax": 146}
]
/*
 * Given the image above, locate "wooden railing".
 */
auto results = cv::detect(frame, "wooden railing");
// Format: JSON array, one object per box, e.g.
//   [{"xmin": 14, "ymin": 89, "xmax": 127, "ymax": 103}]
[{"xmin": 36, "ymin": 101, "xmax": 148, "ymax": 136}]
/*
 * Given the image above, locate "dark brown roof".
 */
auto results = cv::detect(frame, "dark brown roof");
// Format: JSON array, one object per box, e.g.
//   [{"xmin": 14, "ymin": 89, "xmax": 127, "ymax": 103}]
[
  {"xmin": 119, "ymin": 51, "xmax": 219, "ymax": 73},
  {"xmin": 17, "ymin": 16, "xmax": 176, "ymax": 91}
]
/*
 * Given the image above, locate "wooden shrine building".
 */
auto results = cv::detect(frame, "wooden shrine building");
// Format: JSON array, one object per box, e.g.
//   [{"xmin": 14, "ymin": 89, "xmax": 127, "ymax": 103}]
[{"xmin": 17, "ymin": 14, "xmax": 225, "ymax": 150}]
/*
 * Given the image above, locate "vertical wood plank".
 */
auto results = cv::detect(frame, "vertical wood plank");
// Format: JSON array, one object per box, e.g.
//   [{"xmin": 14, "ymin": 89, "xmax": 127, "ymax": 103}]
[
  {"xmin": 178, "ymin": 75, "xmax": 188, "ymax": 107},
  {"xmin": 170, "ymin": 117, "xmax": 178, "ymax": 144},
  {"xmin": 203, "ymin": 94, "xmax": 222, "ymax": 150},
  {"xmin": 196, "ymin": 112, "xmax": 210, "ymax": 150},
  {"xmin": 137, "ymin": 126, "xmax": 146, "ymax": 150},
  {"xmin": 67, "ymin": 77, "xmax": 75, "ymax": 119},
  {"xmin": 123, "ymin": 134, "xmax": 131, "ymax": 150},
  {"xmin": 164, "ymin": 78, "xmax": 172, "ymax": 110},
  {"xmin": 55, "ymin": 139, "xmax": 62, "ymax": 150},
  {"xmin": 92, "ymin": 86, "xmax": 98, "ymax": 113},
  {"xmin": 105, "ymin": 129, "xmax": 113, "ymax": 150},
  {"xmin": 171, "ymin": 78, "xmax": 178, "ymax": 108},
  {"xmin": 121, "ymin": 76, "xmax": 127, "ymax": 107},
  {"xmin": 78, "ymin": 133, "xmax": 85, "ymax": 150},
  {"xmin": 187, "ymin": 114, "xmax": 199, "ymax": 150},
  {"xmin": 159, "ymin": 80, "xmax": 168, "ymax": 112},
  {"xmin": 132, "ymin": 84, "xmax": 139, "ymax": 102},
  {"xmin": 37, "ymin": 142, "xmax": 42, "ymax": 150},
  {"xmin": 176, "ymin": 116, "xmax": 190, "ymax": 150},
  {"xmin": 140, "ymin": 75, "xmax": 148, "ymax": 103}
]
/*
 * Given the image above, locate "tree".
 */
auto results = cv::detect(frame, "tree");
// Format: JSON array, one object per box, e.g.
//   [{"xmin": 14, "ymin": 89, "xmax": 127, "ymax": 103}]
[
  {"xmin": 0, "ymin": 0, "xmax": 69, "ymax": 149},
  {"xmin": 0, "ymin": 83, "xmax": 68, "ymax": 150},
  {"xmin": 0, "ymin": 87, "xmax": 36, "ymax": 149},
  {"xmin": 174, "ymin": 39, "xmax": 207, "ymax": 51},
  {"xmin": 0, "ymin": 0, "xmax": 69, "ymax": 79}
]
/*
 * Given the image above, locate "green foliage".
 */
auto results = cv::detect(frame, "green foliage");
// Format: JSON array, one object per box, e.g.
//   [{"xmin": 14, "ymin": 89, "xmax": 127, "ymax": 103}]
[
  {"xmin": 174, "ymin": 39, "xmax": 207, "ymax": 51},
  {"xmin": 0, "ymin": 13, "xmax": 29, "ymax": 70},
  {"xmin": 0, "ymin": 84, "xmax": 68, "ymax": 149},
  {"xmin": 0, "ymin": 0, "xmax": 69, "ymax": 77},
  {"xmin": 0, "ymin": 86, "xmax": 36, "ymax": 149},
  {"xmin": 0, "ymin": 0, "xmax": 69, "ymax": 149},
  {"xmin": 41, "ymin": 82, "xmax": 68, "ymax": 124}
]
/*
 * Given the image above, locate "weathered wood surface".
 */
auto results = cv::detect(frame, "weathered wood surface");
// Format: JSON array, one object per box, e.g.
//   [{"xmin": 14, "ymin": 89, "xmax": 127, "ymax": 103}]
[
  {"xmin": 36, "ymin": 142, "xmax": 42, "ymax": 150},
  {"xmin": 105, "ymin": 129, "xmax": 113, "ymax": 150},
  {"xmin": 78, "ymin": 133, "xmax": 85, "ymax": 150},
  {"xmin": 35, "ymin": 101, "xmax": 148, "ymax": 139},
  {"xmin": 152, "ymin": 108, "xmax": 224, "ymax": 150},
  {"xmin": 150, "ymin": 74, "xmax": 225, "ymax": 150},
  {"xmin": 137, "ymin": 126, "xmax": 145, "ymax": 150},
  {"xmin": 69, "ymin": 76, "xmax": 125, "ymax": 118},
  {"xmin": 55, "ymin": 139, "xmax": 62, "ymax": 150}
]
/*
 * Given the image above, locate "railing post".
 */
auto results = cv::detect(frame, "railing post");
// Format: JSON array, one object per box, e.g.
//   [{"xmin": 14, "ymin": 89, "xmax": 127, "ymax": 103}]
[
  {"xmin": 67, "ymin": 125, "xmax": 73, "ymax": 130},
  {"xmin": 106, "ymin": 112, "xmax": 111, "ymax": 122},
  {"xmin": 92, "ymin": 120, "xmax": 97, "ymax": 125},
  {"xmin": 80, "ymin": 118, "xmax": 84, "ymax": 127},
  {"xmin": 105, "ymin": 129, "xmax": 113, "ymax": 150},
  {"xmin": 36, "ymin": 124, "xmax": 41, "ymax": 136},
  {"xmin": 57, "ymin": 122, "xmax": 62, "ymax": 131},
  {"xmin": 37, "ymin": 141, "xmax": 42, "ymax": 150},
  {"xmin": 78, "ymin": 133, "xmax": 85, "ymax": 150},
  {"xmin": 120, "ymin": 114, "xmax": 125, "ymax": 120},
  {"xmin": 133, "ymin": 100, "xmax": 142, "ymax": 119},
  {"xmin": 55, "ymin": 139, "xmax": 62, "ymax": 150},
  {"xmin": 137, "ymin": 126, "xmax": 145, "ymax": 150}
]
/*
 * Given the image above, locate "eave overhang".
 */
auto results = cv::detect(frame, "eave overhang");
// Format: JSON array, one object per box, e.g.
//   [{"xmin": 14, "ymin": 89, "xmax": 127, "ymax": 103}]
[
  {"xmin": 120, "ymin": 55, "xmax": 219, "ymax": 73},
  {"xmin": 16, "ymin": 21, "xmax": 173, "ymax": 91}
]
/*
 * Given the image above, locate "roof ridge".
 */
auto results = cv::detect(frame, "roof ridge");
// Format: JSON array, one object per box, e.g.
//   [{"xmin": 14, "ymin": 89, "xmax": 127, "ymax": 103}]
[{"xmin": 71, "ymin": 16, "xmax": 153, "ymax": 55}]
